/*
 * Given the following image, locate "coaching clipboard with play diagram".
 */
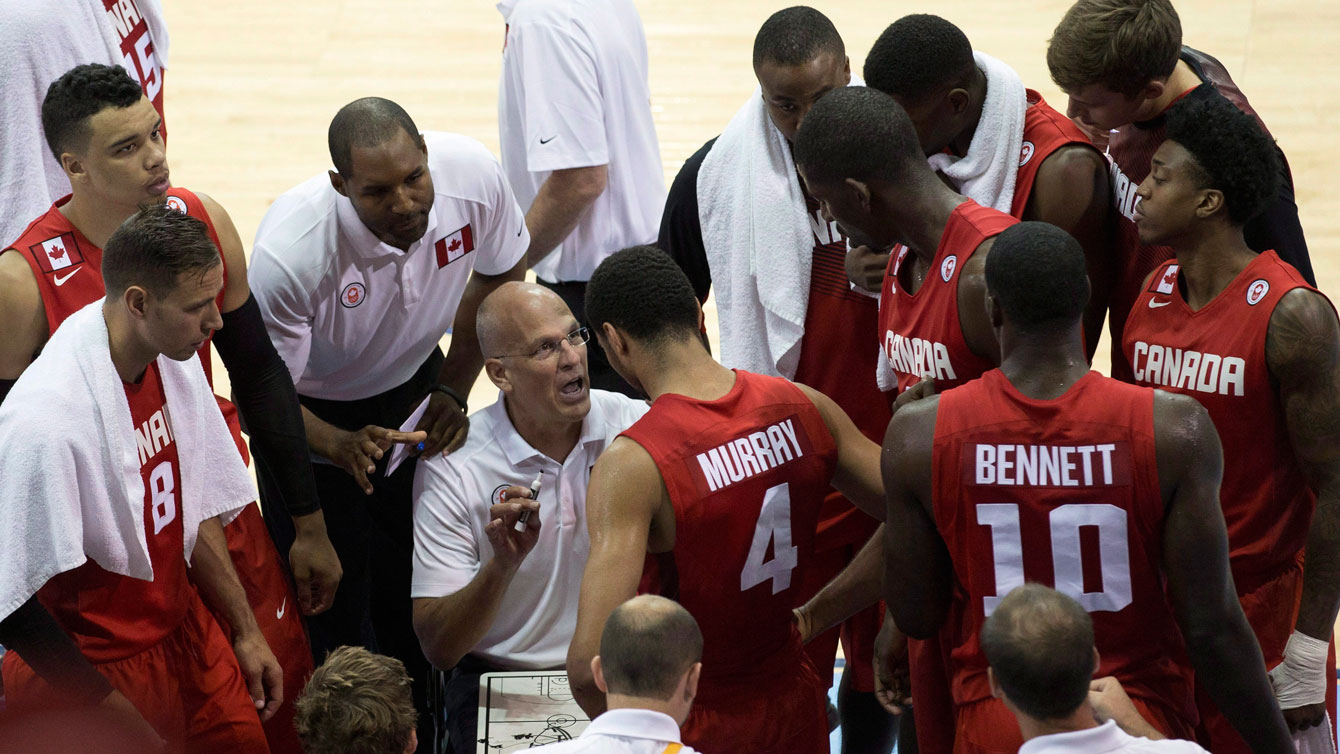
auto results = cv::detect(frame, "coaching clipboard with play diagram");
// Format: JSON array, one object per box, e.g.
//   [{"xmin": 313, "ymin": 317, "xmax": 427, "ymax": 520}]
[{"xmin": 476, "ymin": 671, "xmax": 590, "ymax": 752}]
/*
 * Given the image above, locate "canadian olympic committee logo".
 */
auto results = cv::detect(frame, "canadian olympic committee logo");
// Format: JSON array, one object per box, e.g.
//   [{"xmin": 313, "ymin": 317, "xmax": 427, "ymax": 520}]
[
  {"xmin": 941, "ymin": 255, "xmax": 958, "ymax": 282},
  {"xmin": 341, "ymin": 282, "xmax": 366, "ymax": 308},
  {"xmin": 1246, "ymin": 279, "xmax": 1270, "ymax": 306}
]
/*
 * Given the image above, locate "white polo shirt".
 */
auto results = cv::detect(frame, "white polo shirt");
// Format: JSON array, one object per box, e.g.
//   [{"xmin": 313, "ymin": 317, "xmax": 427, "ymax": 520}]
[
  {"xmin": 532, "ymin": 709, "xmax": 699, "ymax": 754},
  {"xmin": 411, "ymin": 389, "xmax": 647, "ymax": 669},
  {"xmin": 497, "ymin": 0, "xmax": 664, "ymax": 284},
  {"xmin": 1020, "ymin": 721, "xmax": 1210, "ymax": 754},
  {"xmin": 249, "ymin": 131, "xmax": 529, "ymax": 401}
]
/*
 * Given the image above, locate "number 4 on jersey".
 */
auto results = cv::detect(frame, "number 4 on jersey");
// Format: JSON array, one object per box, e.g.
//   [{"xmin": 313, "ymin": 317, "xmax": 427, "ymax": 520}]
[{"xmin": 741, "ymin": 483, "xmax": 798, "ymax": 595}]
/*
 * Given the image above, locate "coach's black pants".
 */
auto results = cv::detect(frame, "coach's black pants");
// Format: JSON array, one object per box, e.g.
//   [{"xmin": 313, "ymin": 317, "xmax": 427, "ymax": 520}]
[
  {"xmin": 258, "ymin": 348, "xmax": 442, "ymax": 754},
  {"xmin": 537, "ymin": 278, "xmax": 638, "ymax": 397}
]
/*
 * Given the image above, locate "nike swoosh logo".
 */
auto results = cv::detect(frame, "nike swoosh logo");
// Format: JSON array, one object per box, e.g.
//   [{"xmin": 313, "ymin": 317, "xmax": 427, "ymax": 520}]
[
  {"xmin": 517, "ymin": 225, "xmax": 524, "ymax": 237},
  {"xmin": 53, "ymin": 267, "xmax": 81, "ymax": 286},
  {"xmin": 539, "ymin": 135, "xmax": 557, "ymax": 144},
  {"xmin": 276, "ymin": 598, "xmax": 287, "ymax": 620},
  {"xmin": 1148, "ymin": 299, "xmax": 1172, "ymax": 309}
]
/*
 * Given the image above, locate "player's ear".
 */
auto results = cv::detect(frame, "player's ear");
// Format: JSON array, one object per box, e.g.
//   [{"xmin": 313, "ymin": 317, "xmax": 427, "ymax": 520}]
[
  {"xmin": 986, "ymin": 666, "xmax": 1004, "ymax": 699},
  {"xmin": 986, "ymin": 292, "xmax": 1004, "ymax": 330},
  {"xmin": 1092, "ymin": 647, "xmax": 1101, "ymax": 675},
  {"xmin": 600, "ymin": 322, "xmax": 627, "ymax": 359},
  {"xmin": 947, "ymin": 87, "xmax": 971, "ymax": 117},
  {"xmin": 843, "ymin": 177, "xmax": 873, "ymax": 213},
  {"xmin": 60, "ymin": 151, "xmax": 85, "ymax": 182},
  {"xmin": 1195, "ymin": 188, "xmax": 1225, "ymax": 220},
  {"xmin": 591, "ymin": 655, "xmax": 608, "ymax": 694},
  {"xmin": 1139, "ymin": 78, "xmax": 1165, "ymax": 105},
  {"xmin": 841, "ymin": 56, "xmax": 852, "ymax": 86},
  {"xmin": 328, "ymin": 170, "xmax": 347, "ymax": 197},
  {"xmin": 403, "ymin": 730, "xmax": 417, "ymax": 754},
  {"xmin": 124, "ymin": 285, "xmax": 150, "ymax": 321},
  {"xmin": 684, "ymin": 661, "xmax": 702, "ymax": 702}
]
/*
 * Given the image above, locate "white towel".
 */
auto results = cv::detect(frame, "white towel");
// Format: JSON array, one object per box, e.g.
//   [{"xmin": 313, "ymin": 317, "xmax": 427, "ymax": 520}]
[
  {"xmin": 926, "ymin": 51, "xmax": 1026, "ymax": 214},
  {"xmin": 696, "ymin": 87, "xmax": 814, "ymax": 378},
  {"xmin": 0, "ymin": 301, "xmax": 254, "ymax": 621},
  {"xmin": 0, "ymin": 0, "xmax": 170, "ymax": 247}
]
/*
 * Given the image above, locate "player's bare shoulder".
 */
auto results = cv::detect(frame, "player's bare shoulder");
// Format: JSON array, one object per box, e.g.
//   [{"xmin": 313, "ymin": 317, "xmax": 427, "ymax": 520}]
[
  {"xmin": 1151, "ymin": 388, "xmax": 1222, "ymax": 499},
  {"xmin": 192, "ymin": 191, "xmax": 251, "ymax": 309},
  {"xmin": 0, "ymin": 249, "xmax": 48, "ymax": 379},
  {"xmin": 1265, "ymin": 287, "xmax": 1340, "ymax": 384}
]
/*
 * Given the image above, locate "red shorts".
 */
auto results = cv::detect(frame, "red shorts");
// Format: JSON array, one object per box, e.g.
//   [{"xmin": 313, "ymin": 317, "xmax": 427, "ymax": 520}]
[
  {"xmin": 217, "ymin": 405, "xmax": 313, "ymax": 754},
  {"xmin": 953, "ymin": 694, "xmax": 1193, "ymax": 753},
  {"xmin": 796, "ymin": 535, "xmax": 882, "ymax": 693},
  {"xmin": 682, "ymin": 656, "xmax": 830, "ymax": 754},
  {"xmin": 1195, "ymin": 562, "xmax": 1338, "ymax": 754},
  {"xmin": 1, "ymin": 592, "xmax": 270, "ymax": 753}
]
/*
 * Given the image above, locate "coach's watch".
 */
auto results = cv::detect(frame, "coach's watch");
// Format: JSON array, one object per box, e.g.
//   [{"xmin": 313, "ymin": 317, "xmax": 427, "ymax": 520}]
[{"xmin": 431, "ymin": 384, "xmax": 468, "ymax": 413}]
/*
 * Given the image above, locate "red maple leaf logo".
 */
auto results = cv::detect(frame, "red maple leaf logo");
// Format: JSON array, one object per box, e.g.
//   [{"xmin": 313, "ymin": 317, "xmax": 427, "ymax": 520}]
[
  {"xmin": 448, "ymin": 237, "xmax": 461, "ymax": 252},
  {"xmin": 47, "ymin": 242, "xmax": 67, "ymax": 262},
  {"xmin": 1161, "ymin": 268, "xmax": 1177, "ymax": 286},
  {"xmin": 347, "ymin": 288, "xmax": 359, "ymax": 302}
]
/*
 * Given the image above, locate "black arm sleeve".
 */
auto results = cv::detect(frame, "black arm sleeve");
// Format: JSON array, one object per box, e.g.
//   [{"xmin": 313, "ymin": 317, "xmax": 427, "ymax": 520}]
[
  {"xmin": 0, "ymin": 378, "xmax": 15, "ymax": 404},
  {"xmin": 0, "ymin": 596, "xmax": 112, "ymax": 704},
  {"xmin": 1244, "ymin": 146, "xmax": 1316, "ymax": 285},
  {"xmin": 213, "ymin": 293, "xmax": 321, "ymax": 517},
  {"xmin": 657, "ymin": 137, "xmax": 717, "ymax": 303}
]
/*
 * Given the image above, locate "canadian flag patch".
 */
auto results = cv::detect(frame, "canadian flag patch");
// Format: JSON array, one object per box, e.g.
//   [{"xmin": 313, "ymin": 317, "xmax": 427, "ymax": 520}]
[
  {"xmin": 1155, "ymin": 264, "xmax": 1179, "ymax": 295},
  {"xmin": 31, "ymin": 233, "xmax": 84, "ymax": 273},
  {"xmin": 435, "ymin": 224, "xmax": 475, "ymax": 268}
]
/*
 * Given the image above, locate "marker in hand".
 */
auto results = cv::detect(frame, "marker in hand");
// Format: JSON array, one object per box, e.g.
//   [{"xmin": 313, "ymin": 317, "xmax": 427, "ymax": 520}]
[{"xmin": 514, "ymin": 470, "xmax": 544, "ymax": 532}]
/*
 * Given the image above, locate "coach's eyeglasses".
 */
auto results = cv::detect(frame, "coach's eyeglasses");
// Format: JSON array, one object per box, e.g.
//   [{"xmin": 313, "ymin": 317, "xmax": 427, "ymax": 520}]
[{"xmin": 494, "ymin": 327, "xmax": 591, "ymax": 361}]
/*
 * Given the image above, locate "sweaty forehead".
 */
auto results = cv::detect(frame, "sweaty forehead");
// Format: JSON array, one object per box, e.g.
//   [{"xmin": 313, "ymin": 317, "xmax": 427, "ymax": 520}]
[
  {"xmin": 756, "ymin": 53, "xmax": 845, "ymax": 99},
  {"xmin": 346, "ymin": 128, "xmax": 425, "ymax": 185}
]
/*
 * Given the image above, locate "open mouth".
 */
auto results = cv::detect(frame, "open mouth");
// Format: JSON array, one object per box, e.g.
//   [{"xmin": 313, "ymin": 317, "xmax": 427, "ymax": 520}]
[{"xmin": 558, "ymin": 375, "xmax": 585, "ymax": 400}]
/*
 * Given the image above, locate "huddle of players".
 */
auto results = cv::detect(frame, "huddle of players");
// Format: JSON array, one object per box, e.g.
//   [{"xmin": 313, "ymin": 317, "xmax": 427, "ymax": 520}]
[
  {"xmin": 565, "ymin": 4, "xmax": 1337, "ymax": 754},
  {"xmin": 0, "ymin": 4, "xmax": 1334, "ymax": 754}
]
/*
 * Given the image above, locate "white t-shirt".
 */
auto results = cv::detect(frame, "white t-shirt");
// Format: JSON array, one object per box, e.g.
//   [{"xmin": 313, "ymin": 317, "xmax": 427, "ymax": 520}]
[
  {"xmin": 532, "ymin": 709, "xmax": 700, "ymax": 754},
  {"xmin": 1020, "ymin": 721, "xmax": 1210, "ymax": 754},
  {"xmin": 411, "ymin": 389, "xmax": 647, "ymax": 669},
  {"xmin": 249, "ymin": 131, "xmax": 529, "ymax": 401},
  {"xmin": 496, "ymin": 0, "xmax": 664, "ymax": 284}
]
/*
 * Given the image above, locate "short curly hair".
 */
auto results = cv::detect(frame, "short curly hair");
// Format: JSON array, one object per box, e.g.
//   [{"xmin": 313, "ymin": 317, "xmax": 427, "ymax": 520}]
[
  {"xmin": 585, "ymin": 246, "xmax": 701, "ymax": 346},
  {"xmin": 864, "ymin": 15, "xmax": 975, "ymax": 104},
  {"xmin": 1164, "ymin": 95, "xmax": 1280, "ymax": 225},
  {"xmin": 752, "ymin": 6, "xmax": 844, "ymax": 69},
  {"xmin": 793, "ymin": 86, "xmax": 923, "ymax": 187},
  {"xmin": 42, "ymin": 63, "xmax": 144, "ymax": 161},
  {"xmin": 295, "ymin": 647, "xmax": 417, "ymax": 754}
]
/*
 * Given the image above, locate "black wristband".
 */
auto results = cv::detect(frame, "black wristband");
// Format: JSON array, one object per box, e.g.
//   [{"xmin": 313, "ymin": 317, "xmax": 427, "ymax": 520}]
[{"xmin": 431, "ymin": 384, "xmax": 468, "ymax": 413}]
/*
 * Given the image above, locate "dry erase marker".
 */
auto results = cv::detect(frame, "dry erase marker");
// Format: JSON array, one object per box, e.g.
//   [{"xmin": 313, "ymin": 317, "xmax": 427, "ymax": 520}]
[{"xmin": 514, "ymin": 470, "xmax": 544, "ymax": 532}]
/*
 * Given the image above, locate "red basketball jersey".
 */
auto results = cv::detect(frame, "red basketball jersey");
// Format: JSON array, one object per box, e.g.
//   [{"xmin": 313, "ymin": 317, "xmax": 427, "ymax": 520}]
[
  {"xmin": 795, "ymin": 193, "xmax": 888, "ymax": 550},
  {"xmin": 620, "ymin": 370, "xmax": 839, "ymax": 681},
  {"xmin": 1123, "ymin": 252, "xmax": 1327, "ymax": 584},
  {"xmin": 1010, "ymin": 90, "xmax": 1096, "ymax": 218},
  {"xmin": 37, "ymin": 361, "xmax": 189, "ymax": 662},
  {"xmin": 1106, "ymin": 49, "xmax": 1269, "ymax": 381},
  {"xmin": 101, "ymin": 0, "xmax": 166, "ymax": 131},
  {"xmin": 878, "ymin": 201, "xmax": 1016, "ymax": 393},
  {"xmin": 933, "ymin": 369, "xmax": 1196, "ymax": 726},
  {"xmin": 6, "ymin": 189, "xmax": 245, "ymax": 456}
]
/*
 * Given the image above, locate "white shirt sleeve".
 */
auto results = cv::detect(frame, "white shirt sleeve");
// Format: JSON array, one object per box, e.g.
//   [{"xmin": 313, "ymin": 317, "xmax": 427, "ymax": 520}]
[
  {"xmin": 511, "ymin": 19, "xmax": 609, "ymax": 173},
  {"xmin": 473, "ymin": 156, "xmax": 531, "ymax": 276},
  {"xmin": 246, "ymin": 246, "xmax": 313, "ymax": 386},
  {"xmin": 411, "ymin": 457, "xmax": 484, "ymax": 598}
]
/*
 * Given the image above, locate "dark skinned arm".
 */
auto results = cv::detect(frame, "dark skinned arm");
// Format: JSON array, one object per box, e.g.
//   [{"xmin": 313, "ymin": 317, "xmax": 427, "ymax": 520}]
[
  {"xmin": 1024, "ymin": 146, "xmax": 1114, "ymax": 361},
  {"xmin": 882, "ymin": 397, "xmax": 953, "ymax": 639},
  {"xmin": 794, "ymin": 524, "xmax": 883, "ymax": 641},
  {"xmin": 1267, "ymin": 289, "xmax": 1340, "ymax": 728},
  {"xmin": 1155, "ymin": 391, "xmax": 1292, "ymax": 753},
  {"xmin": 566, "ymin": 438, "xmax": 667, "ymax": 717},
  {"xmin": 415, "ymin": 256, "xmax": 529, "ymax": 457}
]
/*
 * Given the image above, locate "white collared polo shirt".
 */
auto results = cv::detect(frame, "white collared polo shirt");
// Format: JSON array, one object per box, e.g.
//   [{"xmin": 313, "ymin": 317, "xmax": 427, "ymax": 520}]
[
  {"xmin": 496, "ymin": 0, "xmax": 664, "ymax": 284},
  {"xmin": 410, "ymin": 389, "xmax": 647, "ymax": 669},
  {"xmin": 249, "ymin": 131, "xmax": 529, "ymax": 401},
  {"xmin": 532, "ymin": 708, "xmax": 700, "ymax": 754},
  {"xmin": 1020, "ymin": 720, "xmax": 1209, "ymax": 754}
]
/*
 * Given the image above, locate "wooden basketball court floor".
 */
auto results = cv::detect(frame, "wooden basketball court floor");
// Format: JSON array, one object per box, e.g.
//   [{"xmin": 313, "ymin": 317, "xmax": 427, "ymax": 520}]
[{"xmin": 163, "ymin": 0, "xmax": 1339, "ymax": 632}]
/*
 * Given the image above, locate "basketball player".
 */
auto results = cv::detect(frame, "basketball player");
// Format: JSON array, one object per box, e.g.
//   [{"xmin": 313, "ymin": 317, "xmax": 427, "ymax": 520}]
[
  {"xmin": 0, "ymin": 0, "xmax": 168, "ymax": 244},
  {"xmin": 1122, "ymin": 96, "xmax": 1340, "ymax": 745},
  {"xmin": 567, "ymin": 246, "xmax": 887, "ymax": 753},
  {"xmin": 1047, "ymin": 0, "xmax": 1314, "ymax": 380},
  {"xmin": 855, "ymin": 14, "xmax": 1111, "ymax": 358},
  {"xmin": 657, "ymin": 9, "xmax": 894, "ymax": 748},
  {"xmin": 885, "ymin": 221, "xmax": 1292, "ymax": 754},
  {"xmin": 0, "ymin": 63, "xmax": 325, "ymax": 754},
  {"xmin": 0, "ymin": 205, "xmax": 281, "ymax": 752}
]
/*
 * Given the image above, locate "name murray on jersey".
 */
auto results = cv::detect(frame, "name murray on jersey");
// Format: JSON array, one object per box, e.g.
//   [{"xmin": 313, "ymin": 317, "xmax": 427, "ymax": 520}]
[
  {"xmin": 1130, "ymin": 341, "xmax": 1246, "ymax": 397},
  {"xmin": 697, "ymin": 418, "xmax": 805, "ymax": 493}
]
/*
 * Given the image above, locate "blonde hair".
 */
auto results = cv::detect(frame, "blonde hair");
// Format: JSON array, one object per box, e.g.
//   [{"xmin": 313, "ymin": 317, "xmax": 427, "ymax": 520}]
[{"xmin": 295, "ymin": 646, "xmax": 418, "ymax": 754}]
